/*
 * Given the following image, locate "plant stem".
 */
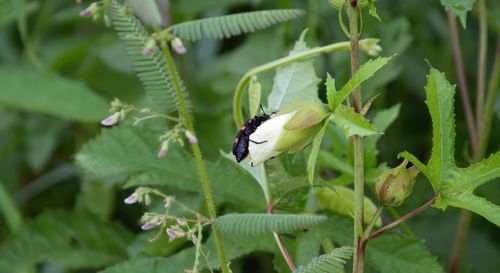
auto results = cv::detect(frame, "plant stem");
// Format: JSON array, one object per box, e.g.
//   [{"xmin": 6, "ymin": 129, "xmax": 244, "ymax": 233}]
[
  {"xmin": 448, "ymin": 210, "xmax": 471, "ymax": 273},
  {"xmin": 162, "ymin": 47, "xmax": 230, "ymax": 273},
  {"xmin": 364, "ymin": 207, "xmax": 383, "ymax": 238},
  {"xmin": 368, "ymin": 196, "xmax": 437, "ymax": 240},
  {"xmin": 267, "ymin": 204, "xmax": 296, "ymax": 271},
  {"xmin": 475, "ymin": 0, "xmax": 487, "ymax": 129},
  {"xmin": 446, "ymin": 11, "xmax": 478, "ymax": 153},
  {"xmin": 346, "ymin": 1, "xmax": 365, "ymax": 273}
]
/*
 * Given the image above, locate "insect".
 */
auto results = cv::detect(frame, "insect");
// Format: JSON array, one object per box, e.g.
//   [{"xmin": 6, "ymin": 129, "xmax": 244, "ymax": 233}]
[{"xmin": 232, "ymin": 107, "xmax": 272, "ymax": 163}]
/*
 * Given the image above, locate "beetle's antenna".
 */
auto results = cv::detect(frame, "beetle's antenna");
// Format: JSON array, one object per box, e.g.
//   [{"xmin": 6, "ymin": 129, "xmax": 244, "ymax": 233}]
[{"xmin": 260, "ymin": 104, "xmax": 267, "ymax": 115}]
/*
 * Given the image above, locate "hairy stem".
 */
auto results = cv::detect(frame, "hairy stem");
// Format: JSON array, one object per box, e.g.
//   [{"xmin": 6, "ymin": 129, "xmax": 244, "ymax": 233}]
[
  {"xmin": 162, "ymin": 47, "xmax": 230, "ymax": 273},
  {"xmin": 346, "ymin": 1, "xmax": 365, "ymax": 273},
  {"xmin": 475, "ymin": 0, "xmax": 487, "ymax": 129},
  {"xmin": 446, "ymin": 11, "xmax": 478, "ymax": 153},
  {"xmin": 368, "ymin": 197, "xmax": 437, "ymax": 240},
  {"xmin": 267, "ymin": 204, "xmax": 296, "ymax": 271}
]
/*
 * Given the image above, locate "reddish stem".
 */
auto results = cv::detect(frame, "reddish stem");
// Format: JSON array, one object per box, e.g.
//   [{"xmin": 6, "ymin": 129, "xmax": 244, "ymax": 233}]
[
  {"xmin": 446, "ymin": 11, "xmax": 478, "ymax": 153},
  {"xmin": 267, "ymin": 203, "xmax": 296, "ymax": 271}
]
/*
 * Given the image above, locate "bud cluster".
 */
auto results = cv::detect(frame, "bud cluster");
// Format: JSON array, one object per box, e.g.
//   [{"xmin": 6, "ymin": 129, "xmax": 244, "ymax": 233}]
[
  {"xmin": 79, "ymin": 1, "xmax": 111, "ymax": 27},
  {"xmin": 157, "ymin": 124, "xmax": 198, "ymax": 158}
]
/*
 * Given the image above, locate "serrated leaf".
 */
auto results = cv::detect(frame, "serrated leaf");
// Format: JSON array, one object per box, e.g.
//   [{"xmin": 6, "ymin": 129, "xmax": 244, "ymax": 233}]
[
  {"xmin": 328, "ymin": 215, "xmax": 444, "ymax": 273},
  {"xmin": 367, "ymin": 0, "xmax": 381, "ymax": 21},
  {"xmin": 307, "ymin": 117, "xmax": 332, "ymax": 185},
  {"xmin": 0, "ymin": 211, "xmax": 132, "ymax": 272},
  {"xmin": 0, "ymin": 65, "xmax": 108, "ymax": 122},
  {"xmin": 333, "ymin": 56, "xmax": 393, "ymax": 110},
  {"xmin": 440, "ymin": 0, "xmax": 476, "ymax": 28},
  {"xmin": 425, "ymin": 68, "xmax": 457, "ymax": 191},
  {"xmin": 268, "ymin": 31, "xmax": 321, "ymax": 110},
  {"xmin": 436, "ymin": 191, "xmax": 500, "ymax": 227},
  {"xmin": 326, "ymin": 73, "xmax": 337, "ymax": 110},
  {"xmin": 316, "ymin": 186, "xmax": 380, "ymax": 226},
  {"xmin": 215, "ymin": 213, "xmax": 326, "ymax": 236},
  {"xmin": 125, "ymin": 0, "xmax": 169, "ymax": 27},
  {"xmin": 248, "ymin": 77, "xmax": 262, "ymax": 117},
  {"xmin": 331, "ymin": 107, "xmax": 381, "ymax": 138},
  {"xmin": 168, "ymin": 9, "xmax": 305, "ymax": 42},
  {"xmin": 293, "ymin": 246, "xmax": 353, "ymax": 273}
]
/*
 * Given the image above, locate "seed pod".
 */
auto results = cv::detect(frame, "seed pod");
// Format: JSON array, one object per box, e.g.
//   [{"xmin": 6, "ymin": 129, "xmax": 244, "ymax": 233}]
[{"xmin": 375, "ymin": 160, "xmax": 420, "ymax": 207}]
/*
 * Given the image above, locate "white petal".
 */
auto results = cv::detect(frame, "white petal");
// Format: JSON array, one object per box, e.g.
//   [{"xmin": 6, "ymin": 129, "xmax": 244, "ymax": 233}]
[{"xmin": 248, "ymin": 112, "xmax": 294, "ymax": 166}]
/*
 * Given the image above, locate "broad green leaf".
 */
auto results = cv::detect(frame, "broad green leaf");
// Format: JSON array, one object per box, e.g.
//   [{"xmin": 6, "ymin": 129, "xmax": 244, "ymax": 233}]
[
  {"xmin": 440, "ymin": 0, "xmax": 476, "ymax": 28},
  {"xmin": 248, "ymin": 77, "xmax": 262, "ymax": 117},
  {"xmin": 425, "ymin": 68, "xmax": 457, "ymax": 191},
  {"xmin": 0, "ymin": 182, "xmax": 21, "ymax": 233},
  {"xmin": 0, "ymin": 66, "xmax": 108, "ymax": 122},
  {"xmin": 216, "ymin": 213, "xmax": 326, "ymax": 236},
  {"xmin": 76, "ymin": 126, "xmax": 266, "ymax": 210},
  {"xmin": 0, "ymin": 211, "xmax": 132, "ymax": 272},
  {"xmin": 317, "ymin": 151, "xmax": 353, "ymax": 175},
  {"xmin": 445, "ymin": 151, "xmax": 500, "ymax": 193},
  {"xmin": 307, "ymin": 116, "xmax": 332, "ymax": 185},
  {"xmin": 325, "ymin": 73, "xmax": 337, "ymax": 110},
  {"xmin": 436, "ymin": 191, "xmax": 500, "ymax": 227},
  {"xmin": 268, "ymin": 31, "xmax": 321, "ymax": 110},
  {"xmin": 331, "ymin": 107, "xmax": 381, "ymax": 138},
  {"xmin": 293, "ymin": 246, "xmax": 353, "ymax": 273},
  {"xmin": 266, "ymin": 159, "xmax": 310, "ymax": 211},
  {"xmin": 333, "ymin": 56, "xmax": 393, "ymax": 110},
  {"xmin": 316, "ymin": 186, "xmax": 380, "ymax": 226},
  {"xmin": 328, "ymin": 215, "xmax": 445, "ymax": 273}
]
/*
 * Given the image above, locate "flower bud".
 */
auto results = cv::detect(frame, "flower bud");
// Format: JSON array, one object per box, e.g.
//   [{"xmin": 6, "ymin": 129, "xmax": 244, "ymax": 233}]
[
  {"xmin": 124, "ymin": 192, "xmax": 138, "ymax": 204},
  {"xmin": 143, "ymin": 39, "xmax": 157, "ymax": 56},
  {"xmin": 184, "ymin": 130, "xmax": 197, "ymax": 144},
  {"xmin": 158, "ymin": 141, "xmax": 169, "ymax": 158},
  {"xmin": 171, "ymin": 37, "xmax": 186, "ymax": 54},
  {"xmin": 248, "ymin": 102, "xmax": 329, "ymax": 166},
  {"xmin": 101, "ymin": 112, "xmax": 121, "ymax": 127},
  {"xmin": 79, "ymin": 3, "xmax": 98, "ymax": 17},
  {"xmin": 360, "ymin": 38, "xmax": 382, "ymax": 57},
  {"xmin": 141, "ymin": 222, "xmax": 156, "ymax": 230},
  {"xmin": 375, "ymin": 160, "xmax": 419, "ymax": 207}
]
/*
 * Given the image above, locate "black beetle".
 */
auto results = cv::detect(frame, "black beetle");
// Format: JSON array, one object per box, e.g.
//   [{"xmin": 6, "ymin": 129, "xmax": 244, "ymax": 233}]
[{"xmin": 232, "ymin": 108, "xmax": 272, "ymax": 163}]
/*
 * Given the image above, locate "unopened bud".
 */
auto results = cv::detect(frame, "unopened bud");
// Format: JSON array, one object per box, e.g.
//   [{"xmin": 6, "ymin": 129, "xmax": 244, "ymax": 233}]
[
  {"xmin": 79, "ymin": 3, "xmax": 98, "ymax": 17},
  {"xmin": 171, "ymin": 37, "xmax": 186, "ymax": 54},
  {"xmin": 360, "ymin": 38, "xmax": 382, "ymax": 57},
  {"xmin": 124, "ymin": 192, "xmax": 138, "ymax": 204},
  {"xmin": 143, "ymin": 39, "xmax": 157, "ymax": 56},
  {"xmin": 101, "ymin": 112, "xmax": 121, "ymax": 127},
  {"xmin": 375, "ymin": 160, "xmax": 419, "ymax": 207},
  {"xmin": 158, "ymin": 141, "xmax": 169, "ymax": 158},
  {"xmin": 184, "ymin": 130, "xmax": 197, "ymax": 144}
]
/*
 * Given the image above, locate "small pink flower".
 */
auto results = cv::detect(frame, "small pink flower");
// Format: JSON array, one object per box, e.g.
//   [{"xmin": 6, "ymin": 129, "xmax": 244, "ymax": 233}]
[
  {"xmin": 141, "ymin": 222, "xmax": 156, "ymax": 230},
  {"xmin": 101, "ymin": 112, "xmax": 120, "ymax": 126},
  {"xmin": 171, "ymin": 38, "xmax": 186, "ymax": 55},
  {"xmin": 184, "ymin": 130, "xmax": 197, "ymax": 144},
  {"xmin": 124, "ymin": 193, "xmax": 138, "ymax": 204},
  {"xmin": 166, "ymin": 228, "xmax": 178, "ymax": 241},
  {"xmin": 158, "ymin": 141, "xmax": 169, "ymax": 158},
  {"xmin": 79, "ymin": 8, "xmax": 92, "ymax": 17},
  {"xmin": 143, "ymin": 39, "xmax": 156, "ymax": 56}
]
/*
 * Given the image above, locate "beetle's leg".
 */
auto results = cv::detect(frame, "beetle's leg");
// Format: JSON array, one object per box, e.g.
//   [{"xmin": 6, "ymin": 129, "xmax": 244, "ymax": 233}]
[{"xmin": 249, "ymin": 139, "xmax": 267, "ymax": 144}]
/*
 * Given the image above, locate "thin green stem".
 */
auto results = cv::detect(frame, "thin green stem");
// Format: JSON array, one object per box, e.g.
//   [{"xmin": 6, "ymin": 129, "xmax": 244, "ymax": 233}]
[
  {"xmin": 475, "ymin": 0, "xmax": 487, "ymax": 129},
  {"xmin": 233, "ymin": 40, "xmax": 360, "ymax": 127},
  {"xmin": 0, "ymin": 182, "xmax": 22, "ymax": 233},
  {"xmin": 346, "ymin": 1, "xmax": 365, "ymax": 273},
  {"xmin": 267, "ymin": 204, "xmax": 296, "ymax": 271},
  {"xmin": 364, "ymin": 207, "xmax": 383, "ymax": 238},
  {"xmin": 161, "ymin": 47, "xmax": 230, "ymax": 273}
]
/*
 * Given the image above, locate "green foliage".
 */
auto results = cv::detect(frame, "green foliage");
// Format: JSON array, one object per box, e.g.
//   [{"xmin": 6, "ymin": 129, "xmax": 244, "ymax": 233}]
[
  {"xmin": 125, "ymin": 0, "xmax": 169, "ymax": 27},
  {"xmin": 0, "ymin": 210, "xmax": 132, "ymax": 272},
  {"xmin": 0, "ymin": 65, "xmax": 108, "ymax": 122},
  {"xmin": 0, "ymin": 182, "xmax": 21, "ymax": 232},
  {"xmin": 168, "ymin": 9, "xmax": 305, "ymax": 42},
  {"xmin": 331, "ymin": 56, "xmax": 394, "ymax": 110},
  {"xmin": 268, "ymin": 31, "xmax": 322, "ymax": 110},
  {"xmin": 293, "ymin": 246, "xmax": 353, "ymax": 273},
  {"xmin": 326, "ymin": 73, "xmax": 337, "ymax": 110},
  {"xmin": 440, "ymin": 0, "xmax": 476, "ymax": 27},
  {"xmin": 76, "ymin": 126, "xmax": 266, "ymax": 210},
  {"xmin": 307, "ymin": 117, "xmax": 332, "ymax": 185},
  {"xmin": 331, "ymin": 107, "xmax": 381, "ymax": 138},
  {"xmin": 107, "ymin": 0, "xmax": 184, "ymax": 113},
  {"xmin": 215, "ymin": 213, "xmax": 327, "ymax": 236},
  {"xmin": 327, "ymin": 215, "xmax": 444, "ymax": 273},
  {"xmin": 400, "ymin": 68, "xmax": 500, "ymax": 226},
  {"xmin": 248, "ymin": 77, "xmax": 262, "ymax": 117}
]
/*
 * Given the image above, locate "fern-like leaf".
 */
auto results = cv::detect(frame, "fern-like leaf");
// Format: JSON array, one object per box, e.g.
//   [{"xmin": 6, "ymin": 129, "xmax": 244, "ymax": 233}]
[
  {"xmin": 107, "ymin": 0, "xmax": 187, "ymax": 113},
  {"xmin": 293, "ymin": 246, "xmax": 353, "ymax": 273},
  {"xmin": 168, "ymin": 9, "xmax": 305, "ymax": 42},
  {"xmin": 215, "ymin": 213, "xmax": 326, "ymax": 236}
]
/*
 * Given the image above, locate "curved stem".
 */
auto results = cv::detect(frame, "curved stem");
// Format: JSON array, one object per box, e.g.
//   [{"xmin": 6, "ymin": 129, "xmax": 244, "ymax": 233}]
[
  {"xmin": 162, "ymin": 47, "xmax": 230, "ymax": 273},
  {"xmin": 267, "ymin": 204, "xmax": 296, "ymax": 271},
  {"xmin": 232, "ymin": 40, "xmax": 355, "ymax": 127},
  {"xmin": 446, "ymin": 11, "xmax": 478, "ymax": 153}
]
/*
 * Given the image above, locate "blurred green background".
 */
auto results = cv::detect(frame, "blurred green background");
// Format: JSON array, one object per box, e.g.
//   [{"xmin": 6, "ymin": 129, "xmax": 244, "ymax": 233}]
[{"xmin": 0, "ymin": 0, "xmax": 499, "ymax": 272}]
